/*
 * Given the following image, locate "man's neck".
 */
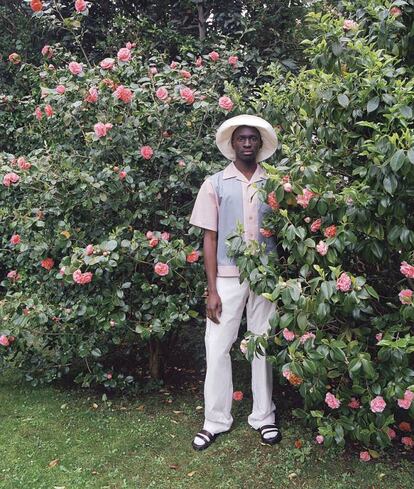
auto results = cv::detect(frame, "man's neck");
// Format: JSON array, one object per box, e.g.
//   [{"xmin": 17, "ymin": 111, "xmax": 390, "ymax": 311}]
[{"xmin": 233, "ymin": 159, "xmax": 257, "ymax": 180}]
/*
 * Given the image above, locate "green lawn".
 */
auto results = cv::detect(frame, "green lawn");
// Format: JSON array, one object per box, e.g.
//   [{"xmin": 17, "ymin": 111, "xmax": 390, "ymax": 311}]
[{"xmin": 1, "ymin": 368, "xmax": 413, "ymax": 489}]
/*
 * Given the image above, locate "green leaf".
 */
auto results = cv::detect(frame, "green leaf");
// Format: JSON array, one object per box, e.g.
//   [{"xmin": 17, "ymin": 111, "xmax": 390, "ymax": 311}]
[
  {"xmin": 337, "ymin": 94, "xmax": 349, "ymax": 108},
  {"xmin": 407, "ymin": 148, "xmax": 414, "ymax": 164},
  {"xmin": 91, "ymin": 348, "xmax": 102, "ymax": 358},
  {"xmin": 365, "ymin": 285, "xmax": 379, "ymax": 300},
  {"xmin": 389, "ymin": 149, "xmax": 406, "ymax": 172},
  {"xmin": 367, "ymin": 97, "xmax": 380, "ymax": 113}
]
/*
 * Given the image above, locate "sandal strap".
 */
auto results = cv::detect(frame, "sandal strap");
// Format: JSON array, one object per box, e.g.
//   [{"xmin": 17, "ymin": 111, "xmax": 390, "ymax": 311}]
[
  {"xmin": 259, "ymin": 424, "xmax": 279, "ymax": 435},
  {"xmin": 196, "ymin": 429, "xmax": 215, "ymax": 442}
]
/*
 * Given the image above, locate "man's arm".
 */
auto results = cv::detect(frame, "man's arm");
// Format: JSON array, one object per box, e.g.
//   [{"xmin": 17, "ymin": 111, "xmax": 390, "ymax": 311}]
[{"xmin": 204, "ymin": 229, "xmax": 222, "ymax": 324}]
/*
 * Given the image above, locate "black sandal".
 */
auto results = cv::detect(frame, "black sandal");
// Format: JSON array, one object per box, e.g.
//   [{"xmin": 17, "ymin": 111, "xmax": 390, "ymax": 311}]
[
  {"xmin": 191, "ymin": 429, "xmax": 218, "ymax": 451},
  {"xmin": 257, "ymin": 424, "xmax": 282, "ymax": 445}
]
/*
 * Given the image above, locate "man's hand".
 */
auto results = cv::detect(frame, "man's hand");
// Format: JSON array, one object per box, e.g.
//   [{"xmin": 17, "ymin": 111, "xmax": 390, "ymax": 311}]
[{"xmin": 206, "ymin": 290, "xmax": 222, "ymax": 324}]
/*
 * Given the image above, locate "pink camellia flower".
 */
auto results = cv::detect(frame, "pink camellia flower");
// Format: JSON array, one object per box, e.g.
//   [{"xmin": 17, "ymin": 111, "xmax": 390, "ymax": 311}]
[
  {"xmin": 7, "ymin": 270, "xmax": 20, "ymax": 281},
  {"xmin": 180, "ymin": 87, "xmax": 195, "ymax": 104},
  {"xmin": 316, "ymin": 240, "xmax": 329, "ymax": 256},
  {"xmin": 260, "ymin": 228, "xmax": 273, "ymax": 238},
  {"xmin": 343, "ymin": 19, "xmax": 358, "ymax": 31},
  {"xmin": 85, "ymin": 244, "xmax": 94, "ymax": 255},
  {"xmin": 161, "ymin": 232, "xmax": 170, "ymax": 241},
  {"xmin": 35, "ymin": 107, "xmax": 43, "ymax": 121},
  {"xmin": 370, "ymin": 395, "xmax": 386, "ymax": 413},
  {"xmin": 397, "ymin": 398, "xmax": 412, "ymax": 410},
  {"xmin": 348, "ymin": 397, "xmax": 360, "ymax": 409},
  {"xmin": 228, "ymin": 55, "xmax": 238, "ymax": 66},
  {"xmin": 401, "ymin": 436, "xmax": 414, "ymax": 448},
  {"xmin": 218, "ymin": 96, "xmax": 234, "ymax": 111},
  {"xmin": 324, "ymin": 225, "xmax": 337, "ymax": 238},
  {"xmin": 359, "ymin": 451, "xmax": 371, "ymax": 462},
  {"xmin": 119, "ymin": 170, "xmax": 127, "ymax": 181},
  {"xmin": 387, "ymin": 427, "xmax": 396, "ymax": 440},
  {"xmin": 41, "ymin": 257, "xmax": 54, "ymax": 271},
  {"xmin": 233, "ymin": 390, "xmax": 243, "ymax": 401},
  {"xmin": 310, "ymin": 218, "xmax": 322, "ymax": 232},
  {"xmin": 209, "ymin": 51, "xmax": 220, "ymax": 61},
  {"xmin": 117, "ymin": 47, "xmax": 131, "ymax": 63},
  {"xmin": 282, "ymin": 369, "xmax": 291, "ymax": 379},
  {"xmin": 156, "ymin": 87, "xmax": 169, "ymax": 101},
  {"xmin": 283, "ymin": 328, "xmax": 295, "ymax": 342},
  {"xmin": 41, "ymin": 45, "xmax": 53, "ymax": 58},
  {"xmin": 304, "ymin": 217, "xmax": 311, "ymax": 224},
  {"xmin": 186, "ymin": 250, "xmax": 200, "ymax": 263},
  {"xmin": 149, "ymin": 66, "xmax": 158, "ymax": 76},
  {"xmin": 240, "ymin": 339, "xmax": 248, "ymax": 355},
  {"xmin": 3, "ymin": 172, "xmax": 20, "ymax": 187},
  {"xmin": 10, "ymin": 234, "xmax": 21, "ymax": 245},
  {"xmin": 296, "ymin": 189, "xmax": 315, "ymax": 208},
  {"xmin": 85, "ymin": 87, "xmax": 99, "ymax": 103},
  {"xmin": 140, "ymin": 145, "xmax": 154, "ymax": 160},
  {"xmin": 283, "ymin": 182, "xmax": 292, "ymax": 192},
  {"xmin": 59, "ymin": 266, "xmax": 66, "ymax": 275},
  {"xmin": 106, "ymin": 372, "xmax": 113, "ymax": 380},
  {"xmin": 68, "ymin": 61, "xmax": 83, "ymax": 75},
  {"xmin": 325, "ymin": 392, "xmax": 341, "ymax": 409},
  {"xmin": 75, "ymin": 0, "xmax": 87, "ymax": 13},
  {"xmin": 44, "ymin": 104, "xmax": 53, "ymax": 117},
  {"xmin": 154, "ymin": 262, "xmax": 169, "ymax": 276},
  {"xmin": 56, "ymin": 84, "xmax": 66, "ymax": 94},
  {"xmin": 375, "ymin": 333, "xmax": 383, "ymax": 342},
  {"xmin": 400, "ymin": 261, "xmax": 414, "ymax": 279},
  {"xmin": 180, "ymin": 70, "xmax": 191, "ymax": 79},
  {"xmin": 8, "ymin": 53, "xmax": 21, "ymax": 64},
  {"xmin": 195, "ymin": 56, "xmax": 203, "ymax": 67},
  {"xmin": 100, "ymin": 58, "xmax": 115, "ymax": 70},
  {"xmin": 170, "ymin": 61, "xmax": 178, "ymax": 69},
  {"xmin": 390, "ymin": 6, "xmax": 402, "ymax": 17},
  {"xmin": 315, "ymin": 435, "xmax": 324, "ymax": 444},
  {"xmin": 149, "ymin": 238, "xmax": 159, "ymax": 248},
  {"xmin": 146, "ymin": 231, "xmax": 154, "ymax": 239},
  {"xmin": 404, "ymin": 390, "xmax": 414, "ymax": 402},
  {"xmin": 113, "ymin": 85, "xmax": 133, "ymax": 103},
  {"xmin": 17, "ymin": 157, "xmax": 31, "ymax": 170},
  {"xmin": 0, "ymin": 335, "xmax": 10, "ymax": 347},
  {"xmin": 94, "ymin": 122, "xmax": 113, "ymax": 138},
  {"xmin": 397, "ymin": 390, "xmax": 414, "ymax": 409},
  {"xmin": 399, "ymin": 289, "xmax": 413, "ymax": 305},
  {"xmin": 336, "ymin": 272, "xmax": 352, "ymax": 292},
  {"xmin": 267, "ymin": 191, "xmax": 279, "ymax": 210},
  {"xmin": 73, "ymin": 269, "xmax": 93, "ymax": 285},
  {"xmin": 300, "ymin": 332, "xmax": 316, "ymax": 344}
]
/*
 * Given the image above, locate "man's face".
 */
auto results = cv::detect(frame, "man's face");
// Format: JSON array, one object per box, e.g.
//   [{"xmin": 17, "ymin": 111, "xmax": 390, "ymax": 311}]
[{"xmin": 231, "ymin": 126, "xmax": 262, "ymax": 164}]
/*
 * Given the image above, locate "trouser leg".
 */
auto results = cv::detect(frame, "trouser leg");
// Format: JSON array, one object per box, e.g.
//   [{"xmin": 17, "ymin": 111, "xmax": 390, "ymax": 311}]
[
  {"xmin": 246, "ymin": 289, "xmax": 276, "ymax": 429},
  {"xmin": 203, "ymin": 277, "xmax": 248, "ymax": 434}
]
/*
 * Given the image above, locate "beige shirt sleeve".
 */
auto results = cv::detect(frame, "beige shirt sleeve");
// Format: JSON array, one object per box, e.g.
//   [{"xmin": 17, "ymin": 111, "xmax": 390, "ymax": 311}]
[{"xmin": 189, "ymin": 178, "xmax": 218, "ymax": 231}]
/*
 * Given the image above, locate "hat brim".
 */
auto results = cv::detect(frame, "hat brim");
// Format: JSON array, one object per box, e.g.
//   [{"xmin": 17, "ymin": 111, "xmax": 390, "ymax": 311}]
[{"xmin": 215, "ymin": 115, "xmax": 278, "ymax": 162}]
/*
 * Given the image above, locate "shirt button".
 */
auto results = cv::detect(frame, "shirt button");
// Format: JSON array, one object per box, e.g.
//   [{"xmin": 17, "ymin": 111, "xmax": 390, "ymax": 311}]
[{"xmin": 249, "ymin": 216, "xmax": 253, "ymax": 220}]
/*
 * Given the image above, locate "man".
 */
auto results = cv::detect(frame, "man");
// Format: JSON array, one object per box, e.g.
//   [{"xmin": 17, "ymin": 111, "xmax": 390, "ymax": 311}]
[{"xmin": 189, "ymin": 114, "xmax": 281, "ymax": 451}]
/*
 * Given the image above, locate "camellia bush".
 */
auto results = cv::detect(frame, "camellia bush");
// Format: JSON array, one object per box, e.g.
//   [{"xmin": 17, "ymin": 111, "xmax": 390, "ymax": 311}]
[
  {"xmin": 0, "ymin": 0, "xmax": 255, "ymax": 387},
  {"xmin": 228, "ymin": 0, "xmax": 414, "ymax": 455},
  {"xmin": 1, "ymin": 0, "xmax": 414, "ymax": 457}
]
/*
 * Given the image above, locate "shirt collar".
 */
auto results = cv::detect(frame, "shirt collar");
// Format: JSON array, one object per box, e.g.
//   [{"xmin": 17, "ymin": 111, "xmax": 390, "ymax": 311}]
[{"xmin": 222, "ymin": 162, "xmax": 267, "ymax": 184}]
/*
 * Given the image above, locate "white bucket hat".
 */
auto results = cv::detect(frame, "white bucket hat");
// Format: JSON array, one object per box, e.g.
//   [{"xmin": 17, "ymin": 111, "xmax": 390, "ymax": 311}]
[{"xmin": 215, "ymin": 114, "xmax": 278, "ymax": 162}]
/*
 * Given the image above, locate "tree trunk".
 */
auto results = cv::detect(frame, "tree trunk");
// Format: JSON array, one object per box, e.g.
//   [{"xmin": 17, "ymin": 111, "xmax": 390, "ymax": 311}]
[
  {"xmin": 148, "ymin": 338, "xmax": 164, "ymax": 379},
  {"xmin": 197, "ymin": 3, "xmax": 206, "ymax": 41}
]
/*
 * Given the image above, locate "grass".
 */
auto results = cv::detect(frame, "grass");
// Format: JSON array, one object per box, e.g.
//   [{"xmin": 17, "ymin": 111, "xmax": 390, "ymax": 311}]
[{"xmin": 1, "ymin": 366, "xmax": 413, "ymax": 489}]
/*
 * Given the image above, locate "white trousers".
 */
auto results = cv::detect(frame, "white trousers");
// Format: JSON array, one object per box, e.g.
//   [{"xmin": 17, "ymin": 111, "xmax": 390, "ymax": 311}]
[{"xmin": 203, "ymin": 277, "xmax": 276, "ymax": 434}]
